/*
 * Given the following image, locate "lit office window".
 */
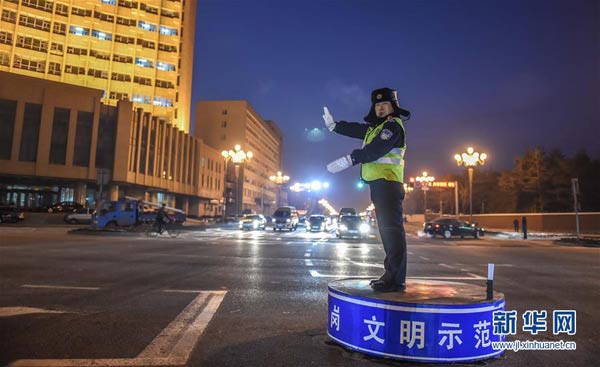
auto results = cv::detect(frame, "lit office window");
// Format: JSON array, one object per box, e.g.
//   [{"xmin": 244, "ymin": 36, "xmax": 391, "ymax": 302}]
[
  {"xmin": 92, "ymin": 30, "xmax": 112, "ymax": 41},
  {"xmin": 135, "ymin": 57, "xmax": 154, "ymax": 68},
  {"xmin": 132, "ymin": 94, "xmax": 151, "ymax": 104},
  {"xmin": 69, "ymin": 26, "xmax": 89, "ymax": 36},
  {"xmin": 138, "ymin": 21, "xmax": 157, "ymax": 32},
  {"xmin": 153, "ymin": 97, "xmax": 173, "ymax": 107},
  {"xmin": 157, "ymin": 61, "xmax": 175, "ymax": 71},
  {"xmin": 159, "ymin": 26, "xmax": 178, "ymax": 36},
  {"xmin": 101, "ymin": 0, "xmax": 116, "ymax": 4}
]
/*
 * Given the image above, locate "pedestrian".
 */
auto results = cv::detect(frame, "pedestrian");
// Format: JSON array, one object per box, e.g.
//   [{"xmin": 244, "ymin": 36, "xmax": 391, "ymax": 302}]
[
  {"xmin": 513, "ymin": 218, "xmax": 519, "ymax": 233},
  {"xmin": 522, "ymin": 216, "xmax": 528, "ymax": 239},
  {"xmin": 324, "ymin": 87, "xmax": 411, "ymax": 292}
]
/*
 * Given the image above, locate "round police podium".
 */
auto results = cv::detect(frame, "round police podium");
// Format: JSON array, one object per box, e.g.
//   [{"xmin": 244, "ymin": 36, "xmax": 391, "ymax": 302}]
[{"xmin": 327, "ymin": 279, "xmax": 505, "ymax": 363}]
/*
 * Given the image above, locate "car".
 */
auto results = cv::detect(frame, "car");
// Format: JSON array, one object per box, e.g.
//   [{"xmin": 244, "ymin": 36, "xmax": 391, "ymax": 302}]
[
  {"xmin": 64, "ymin": 208, "xmax": 94, "ymax": 224},
  {"xmin": 239, "ymin": 214, "xmax": 267, "ymax": 230},
  {"xmin": 423, "ymin": 218, "xmax": 485, "ymax": 239},
  {"xmin": 306, "ymin": 214, "xmax": 330, "ymax": 232},
  {"xmin": 47, "ymin": 201, "xmax": 83, "ymax": 213},
  {"xmin": 272, "ymin": 206, "xmax": 299, "ymax": 231},
  {"xmin": 0, "ymin": 206, "xmax": 24, "ymax": 223},
  {"xmin": 339, "ymin": 208, "xmax": 357, "ymax": 217},
  {"xmin": 337, "ymin": 215, "xmax": 370, "ymax": 239}
]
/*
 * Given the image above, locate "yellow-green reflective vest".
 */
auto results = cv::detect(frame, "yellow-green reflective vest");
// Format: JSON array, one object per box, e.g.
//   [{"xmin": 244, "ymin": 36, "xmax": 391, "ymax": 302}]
[{"xmin": 361, "ymin": 117, "xmax": 406, "ymax": 183}]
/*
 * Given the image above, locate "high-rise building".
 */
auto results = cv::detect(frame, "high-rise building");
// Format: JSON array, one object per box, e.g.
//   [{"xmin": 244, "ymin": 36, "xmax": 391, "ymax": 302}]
[
  {"xmin": 0, "ymin": 0, "xmax": 195, "ymax": 132},
  {"xmin": 195, "ymin": 100, "xmax": 284, "ymax": 215}
]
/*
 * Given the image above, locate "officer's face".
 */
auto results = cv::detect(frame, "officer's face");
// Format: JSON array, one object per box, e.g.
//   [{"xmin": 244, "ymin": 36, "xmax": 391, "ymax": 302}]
[{"xmin": 375, "ymin": 101, "xmax": 394, "ymax": 117}]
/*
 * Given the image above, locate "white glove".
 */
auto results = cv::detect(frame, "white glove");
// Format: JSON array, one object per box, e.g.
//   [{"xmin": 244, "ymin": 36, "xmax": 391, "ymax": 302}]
[
  {"xmin": 322, "ymin": 106, "xmax": 336, "ymax": 132},
  {"xmin": 327, "ymin": 155, "xmax": 353, "ymax": 174}
]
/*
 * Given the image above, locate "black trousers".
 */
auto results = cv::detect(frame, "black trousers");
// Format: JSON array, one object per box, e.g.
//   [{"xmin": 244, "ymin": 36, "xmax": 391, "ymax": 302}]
[{"xmin": 369, "ymin": 179, "xmax": 407, "ymax": 286}]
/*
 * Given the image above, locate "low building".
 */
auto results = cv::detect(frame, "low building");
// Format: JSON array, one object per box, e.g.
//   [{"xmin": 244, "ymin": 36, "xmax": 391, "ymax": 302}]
[
  {"xmin": 0, "ymin": 71, "xmax": 223, "ymax": 217},
  {"xmin": 195, "ymin": 100, "xmax": 284, "ymax": 216}
]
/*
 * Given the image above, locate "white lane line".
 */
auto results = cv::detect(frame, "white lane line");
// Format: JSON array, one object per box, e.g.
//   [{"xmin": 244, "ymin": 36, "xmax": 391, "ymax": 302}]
[
  {"xmin": 138, "ymin": 292, "xmax": 210, "ymax": 358},
  {"xmin": 22, "ymin": 284, "xmax": 100, "ymax": 291},
  {"xmin": 419, "ymin": 256, "xmax": 430, "ymax": 261},
  {"xmin": 10, "ymin": 291, "xmax": 227, "ymax": 367},
  {"xmin": 304, "ymin": 252, "xmax": 311, "ymax": 257},
  {"xmin": 305, "ymin": 260, "xmax": 314, "ymax": 266},
  {"xmin": 408, "ymin": 251, "xmax": 414, "ymax": 255},
  {"xmin": 467, "ymin": 273, "xmax": 486, "ymax": 280},
  {"xmin": 344, "ymin": 257, "xmax": 384, "ymax": 269},
  {"xmin": 168, "ymin": 292, "xmax": 226, "ymax": 358},
  {"xmin": 438, "ymin": 263, "xmax": 455, "ymax": 269},
  {"xmin": 0, "ymin": 307, "xmax": 68, "ymax": 317},
  {"xmin": 162, "ymin": 289, "xmax": 208, "ymax": 294}
]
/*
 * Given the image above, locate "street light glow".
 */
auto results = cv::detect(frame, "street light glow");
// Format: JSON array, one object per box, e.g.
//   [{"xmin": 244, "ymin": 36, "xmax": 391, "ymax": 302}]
[{"xmin": 455, "ymin": 147, "xmax": 487, "ymax": 167}]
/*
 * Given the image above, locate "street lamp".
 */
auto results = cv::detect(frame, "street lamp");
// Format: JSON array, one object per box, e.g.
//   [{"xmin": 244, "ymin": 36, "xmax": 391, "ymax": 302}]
[
  {"xmin": 269, "ymin": 171, "xmax": 290, "ymax": 207},
  {"xmin": 222, "ymin": 144, "xmax": 253, "ymax": 218},
  {"xmin": 454, "ymin": 146, "xmax": 487, "ymax": 222},
  {"xmin": 415, "ymin": 171, "xmax": 435, "ymax": 215}
]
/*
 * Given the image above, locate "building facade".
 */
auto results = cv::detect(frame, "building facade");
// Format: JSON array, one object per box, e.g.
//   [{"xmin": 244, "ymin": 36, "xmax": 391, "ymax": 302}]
[
  {"xmin": 0, "ymin": 71, "xmax": 223, "ymax": 216},
  {"xmin": 0, "ymin": 0, "xmax": 195, "ymax": 132},
  {"xmin": 195, "ymin": 100, "xmax": 284, "ymax": 216}
]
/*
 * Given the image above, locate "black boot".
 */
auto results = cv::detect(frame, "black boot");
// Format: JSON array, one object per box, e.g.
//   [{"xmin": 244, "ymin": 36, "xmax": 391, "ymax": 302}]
[{"xmin": 371, "ymin": 280, "xmax": 406, "ymax": 292}]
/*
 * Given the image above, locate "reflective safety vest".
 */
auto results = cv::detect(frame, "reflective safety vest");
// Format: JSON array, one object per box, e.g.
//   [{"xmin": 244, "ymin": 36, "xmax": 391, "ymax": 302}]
[{"xmin": 361, "ymin": 117, "xmax": 406, "ymax": 183}]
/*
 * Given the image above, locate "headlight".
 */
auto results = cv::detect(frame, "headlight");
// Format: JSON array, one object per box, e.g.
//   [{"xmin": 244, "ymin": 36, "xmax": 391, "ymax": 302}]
[
  {"xmin": 286, "ymin": 218, "xmax": 291, "ymax": 223},
  {"xmin": 253, "ymin": 220, "xmax": 259, "ymax": 228},
  {"xmin": 272, "ymin": 218, "xmax": 276, "ymax": 223},
  {"xmin": 239, "ymin": 220, "xmax": 244, "ymax": 225},
  {"xmin": 360, "ymin": 223, "xmax": 370, "ymax": 233},
  {"xmin": 339, "ymin": 224, "xmax": 348, "ymax": 231}
]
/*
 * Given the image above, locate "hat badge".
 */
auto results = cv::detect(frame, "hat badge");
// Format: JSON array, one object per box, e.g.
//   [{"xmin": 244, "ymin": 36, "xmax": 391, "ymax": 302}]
[{"xmin": 376, "ymin": 94, "xmax": 382, "ymax": 100}]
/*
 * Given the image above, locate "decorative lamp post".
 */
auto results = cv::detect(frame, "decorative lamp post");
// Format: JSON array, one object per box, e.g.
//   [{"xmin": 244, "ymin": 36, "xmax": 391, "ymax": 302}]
[
  {"xmin": 269, "ymin": 171, "xmax": 290, "ymax": 207},
  {"xmin": 416, "ymin": 171, "xmax": 435, "ymax": 215},
  {"xmin": 454, "ymin": 147, "xmax": 487, "ymax": 222},
  {"xmin": 221, "ymin": 144, "xmax": 253, "ymax": 218}
]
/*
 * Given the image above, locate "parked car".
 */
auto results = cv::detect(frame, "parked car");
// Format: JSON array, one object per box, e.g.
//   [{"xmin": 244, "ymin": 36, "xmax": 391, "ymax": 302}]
[
  {"xmin": 64, "ymin": 208, "xmax": 94, "ymax": 224},
  {"xmin": 423, "ymin": 218, "xmax": 485, "ymax": 239},
  {"xmin": 239, "ymin": 214, "xmax": 267, "ymax": 230},
  {"xmin": 337, "ymin": 215, "xmax": 370, "ymax": 239},
  {"xmin": 0, "ymin": 206, "xmax": 24, "ymax": 223},
  {"xmin": 306, "ymin": 214, "xmax": 330, "ymax": 232},
  {"xmin": 47, "ymin": 201, "xmax": 83, "ymax": 213},
  {"xmin": 272, "ymin": 206, "xmax": 299, "ymax": 231}
]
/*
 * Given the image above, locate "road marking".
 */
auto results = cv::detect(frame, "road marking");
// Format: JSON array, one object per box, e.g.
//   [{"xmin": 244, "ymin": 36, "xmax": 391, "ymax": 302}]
[
  {"xmin": 304, "ymin": 252, "xmax": 311, "ymax": 257},
  {"xmin": 344, "ymin": 258, "xmax": 384, "ymax": 269},
  {"xmin": 309, "ymin": 269, "xmax": 485, "ymax": 280},
  {"xmin": 419, "ymin": 256, "xmax": 430, "ymax": 261},
  {"xmin": 0, "ymin": 307, "xmax": 68, "ymax": 317},
  {"xmin": 22, "ymin": 284, "xmax": 100, "ymax": 291},
  {"xmin": 438, "ymin": 263, "xmax": 455, "ymax": 269},
  {"xmin": 10, "ymin": 291, "xmax": 227, "ymax": 367},
  {"xmin": 408, "ymin": 251, "xmax": 414, "ymax": 255},
  {"xmin": 467, "ymin": 273, "xmax": 486, "ymax": 280}
]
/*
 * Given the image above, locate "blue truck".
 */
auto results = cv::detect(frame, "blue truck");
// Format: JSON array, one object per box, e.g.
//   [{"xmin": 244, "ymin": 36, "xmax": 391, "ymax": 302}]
[{"xmin": 92, "ymin": 197, "xmax": 186, "ymax": 228}]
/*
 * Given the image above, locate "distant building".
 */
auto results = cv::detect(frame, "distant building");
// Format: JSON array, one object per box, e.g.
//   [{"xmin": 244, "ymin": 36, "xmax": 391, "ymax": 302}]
[
  {"xmin": 0, "ymin": 0, "xmax": 196, "ymax": 132},
  {"xmin": 0, "ymin": 71, "xmax": 223, "ymax": 216},
  {"xmin": 195, "ymin": 100, "xmax": 284, "ymax": 215}
]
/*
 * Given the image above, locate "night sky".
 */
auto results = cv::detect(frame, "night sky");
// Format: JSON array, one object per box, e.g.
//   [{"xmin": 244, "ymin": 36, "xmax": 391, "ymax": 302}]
[{"xmin": 192, "ymin": 0, "xmax": 599, "ymax": 211}]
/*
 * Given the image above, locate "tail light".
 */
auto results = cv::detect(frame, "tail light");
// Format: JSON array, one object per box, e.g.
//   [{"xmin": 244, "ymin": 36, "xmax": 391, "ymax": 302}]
[{"xmin": 434, "ymin": 224, "xmax": 440, "ymax": 228}]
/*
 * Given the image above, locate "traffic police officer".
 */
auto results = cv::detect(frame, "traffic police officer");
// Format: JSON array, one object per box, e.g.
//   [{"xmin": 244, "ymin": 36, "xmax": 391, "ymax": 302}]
[{"xmin": 324, "ymin": 87, "xmax": 410, "ymax": 292}]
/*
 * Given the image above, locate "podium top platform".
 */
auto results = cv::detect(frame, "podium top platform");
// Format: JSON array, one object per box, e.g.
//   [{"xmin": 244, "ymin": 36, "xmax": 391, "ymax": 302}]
[{"xmin": 328, "ymin": 279, "xmax": 504, "ymax": 306}]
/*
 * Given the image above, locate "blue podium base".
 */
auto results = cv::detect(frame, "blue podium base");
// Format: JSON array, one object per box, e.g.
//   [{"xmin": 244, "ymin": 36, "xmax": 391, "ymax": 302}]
[{"xmin": 327, "ymin": 279, "xmax": 505, "ymax": 363}]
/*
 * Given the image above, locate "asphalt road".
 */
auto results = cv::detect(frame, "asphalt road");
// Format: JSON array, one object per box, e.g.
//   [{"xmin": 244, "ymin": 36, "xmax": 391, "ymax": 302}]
[{"xmin": 1, "ymin": 224, "xmax": 598, "ymax": 367}]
